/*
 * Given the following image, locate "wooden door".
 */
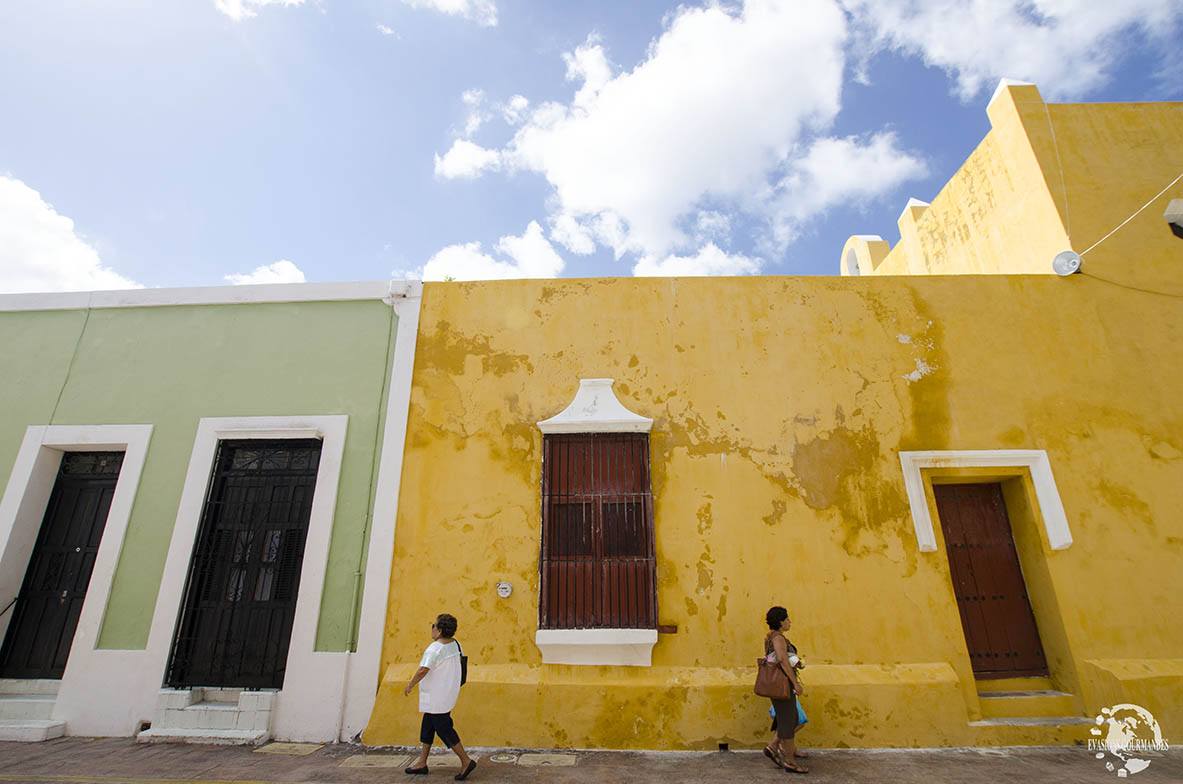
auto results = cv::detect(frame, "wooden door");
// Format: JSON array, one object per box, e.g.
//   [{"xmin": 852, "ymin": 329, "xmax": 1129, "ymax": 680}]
[
  {"xmin": 166, "ymin": 439, "xmax": 319, "ymax": 689},
  {"xmin": 935, "ymin": 483, "xmax": 1048, "ymax": 678},
  {"xmin": 0, "ymin": 452, "xmax": 122, "ymax": 679}
]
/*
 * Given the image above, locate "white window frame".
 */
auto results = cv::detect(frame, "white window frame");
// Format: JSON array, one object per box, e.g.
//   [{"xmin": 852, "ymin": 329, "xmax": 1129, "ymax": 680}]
[
  {"xmin": 0, "ymin": 424, "xmax": 153, "ymax": 735},
  {"xmin": 535, "ymin": 379, "xmax": 658, "ymax": 666},
  {"xmin": 899, "ymin": 449, "xmax": 1072, "ymax": 552},
  {"xmin": 147, "ymin": 416, "xmax": 349, "ymax": 741}
]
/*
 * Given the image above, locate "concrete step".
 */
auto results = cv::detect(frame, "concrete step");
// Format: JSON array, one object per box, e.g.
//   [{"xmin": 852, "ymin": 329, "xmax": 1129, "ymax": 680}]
[
  {"xmin": 968, "ymin": 715, "xmax": 1093, "ymax": 746},
  {"xmin": 0, "ymin": 719, "xmax": 66, "ymax": 742},
  {"xmin": 979, "ymin": 689, "xmax": 1078, "ymax": 719},
  {"xmin": 0, "ymin": 694, "xmax": 56, "ymax": 721},
  {"xmin": 136, "ymin": 727, "xmax": 269, "ymax": 746},
  {"xmin": 975, "ymin": 676, "xmax": 1054, "ymax": 693},
  {"xmin": 0, "ymin": 678, "xmax": 61, "ymax": 697}
]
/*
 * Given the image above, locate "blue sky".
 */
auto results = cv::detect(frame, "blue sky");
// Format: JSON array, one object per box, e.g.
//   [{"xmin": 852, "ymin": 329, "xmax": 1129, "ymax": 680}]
[{"xmin": 1, "ymin": 0, "xmax": 1180, "ymax": 291}]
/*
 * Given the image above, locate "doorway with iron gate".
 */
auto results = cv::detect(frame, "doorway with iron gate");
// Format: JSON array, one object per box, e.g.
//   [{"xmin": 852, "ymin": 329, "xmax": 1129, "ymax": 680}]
[
  {"xmin": 166, "ymin": 439, "xmax": 320, "ymax": 689},
  {"xmin": 0, "ymin": 451, "xmax": 124, "ymax": 680}
]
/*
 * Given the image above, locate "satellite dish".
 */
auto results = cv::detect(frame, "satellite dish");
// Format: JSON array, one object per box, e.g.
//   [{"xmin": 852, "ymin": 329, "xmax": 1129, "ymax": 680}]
[{"xmin": 1052, "ymin": 250, "xmax": 1082, "ymax": 276}]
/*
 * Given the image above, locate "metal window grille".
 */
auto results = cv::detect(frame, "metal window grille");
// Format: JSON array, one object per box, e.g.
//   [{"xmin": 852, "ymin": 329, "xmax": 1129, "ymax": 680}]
[
  {"xmin": 539, "ymin": 433, "xmax": 657, "ymax": 629},
  {"xmin": 165, "ymin": 439, "xmax": 320, "ymax": 689}
]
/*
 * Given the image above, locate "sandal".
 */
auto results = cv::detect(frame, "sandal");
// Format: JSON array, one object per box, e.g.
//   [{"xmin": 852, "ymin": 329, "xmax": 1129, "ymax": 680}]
[
  {"xmin": 794, "ymin": 750, "xmax": 810, "ymax": 759},
  {"xmin": 783, "ymin": 762, "xmax": 809, "ymax": 774},
  {"xmin": 763, "ymin": 745, "xmax": 784, "ymax": 766}
]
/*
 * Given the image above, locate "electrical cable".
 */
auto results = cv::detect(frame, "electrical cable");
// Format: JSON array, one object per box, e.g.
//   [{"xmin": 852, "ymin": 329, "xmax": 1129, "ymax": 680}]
[
  {"xmin": 1079, "ymin": 171, "xmax": 1183, "ymax": 257},
  {"xmin": 1078, "ymin": 271, "xmax": 1183, "ymax": 298},
  {"xmin": 46, "ymin": 294, "xmax": 94, "ymax": 426},
  {"xmin": 1044, "ymin": 102, "xmax": 1072, "ymax": 244}
]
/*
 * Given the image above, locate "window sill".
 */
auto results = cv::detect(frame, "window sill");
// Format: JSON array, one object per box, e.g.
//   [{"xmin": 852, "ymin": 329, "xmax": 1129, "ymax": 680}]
[{"xmin": 534, "ymin": 629, "xmax": 658, "ymax": 666}]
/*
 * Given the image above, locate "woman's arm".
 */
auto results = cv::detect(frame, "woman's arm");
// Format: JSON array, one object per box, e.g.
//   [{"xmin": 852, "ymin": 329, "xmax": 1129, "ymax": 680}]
[
  {"xmin": 771, "ymin": 635, "xmax": 804, "ymax": 696},
  {"xmin": 404, "ymin": 666, "xmax": 430, "ymax": 696}
]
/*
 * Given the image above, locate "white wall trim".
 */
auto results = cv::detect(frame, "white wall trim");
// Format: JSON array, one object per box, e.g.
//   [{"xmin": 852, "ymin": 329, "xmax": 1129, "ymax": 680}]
[
  {"xmin": 0, "ymin": 280, "xmax": 418, "ymax": 313},
  {"xmin": 538, "ymin": 378, "xmax": 653, "ymax": 434},
  {"xmin": 899, "ymin": 449, "xmax": 1072, "ymax": 552},
  {"xmin": 535, "ymin": 629, "xmax": 658, "ymax": 666},
  {"xmin": 340, "ymin": 286, "xmax": 422, "ymax": 741},
  {"xmin": 0, "ymin": 425, "xmax": 154, "ymax": 735}
]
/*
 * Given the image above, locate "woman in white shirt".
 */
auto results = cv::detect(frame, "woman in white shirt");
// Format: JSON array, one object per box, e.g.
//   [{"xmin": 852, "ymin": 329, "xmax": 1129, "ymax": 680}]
[{"xmin": 403, "ymin": 613, "xmax": 476, "ymax": 780}]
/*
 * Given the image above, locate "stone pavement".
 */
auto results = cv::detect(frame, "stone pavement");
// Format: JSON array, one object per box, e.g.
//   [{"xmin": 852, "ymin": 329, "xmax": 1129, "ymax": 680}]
[{"xmin": 1, "ymin": 738, "xmax": 1180, "ymax": 784}]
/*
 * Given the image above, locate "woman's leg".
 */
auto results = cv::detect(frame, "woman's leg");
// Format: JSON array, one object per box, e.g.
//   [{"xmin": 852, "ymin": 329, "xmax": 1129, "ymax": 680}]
[
  {"xmin": 410, "ymin": 743, "xmax": 431, "ymax": 768},
  {"xmin": 451, "ymin": 740, "xmax": 473, "ymax": 766},
  {"xmin": 410, "ymin": 715, "xmax": 434, "ymax": 768}
]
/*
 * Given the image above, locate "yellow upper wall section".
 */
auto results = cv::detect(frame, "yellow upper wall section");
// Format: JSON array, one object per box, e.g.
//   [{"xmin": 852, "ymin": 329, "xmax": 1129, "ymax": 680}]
[
  {"xmin": 845, "ymin": 82, "xmax": 1183, "ymax": 292},
  {"xmin": 380, "ymin": 273, "xmax": 1183, "ymax": 675}
]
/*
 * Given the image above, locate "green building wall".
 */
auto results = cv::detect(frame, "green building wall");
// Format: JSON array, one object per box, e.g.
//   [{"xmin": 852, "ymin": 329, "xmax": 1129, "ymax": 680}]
[{"xmin": 0, "ymin": 299, "xmax": 397, "ymax": 652}]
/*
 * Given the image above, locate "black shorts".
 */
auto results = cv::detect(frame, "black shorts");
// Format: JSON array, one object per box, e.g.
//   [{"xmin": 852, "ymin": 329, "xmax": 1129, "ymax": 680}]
[{"xmin": 420, "ymin": 712, "xmax": 461, "ymax": 747}]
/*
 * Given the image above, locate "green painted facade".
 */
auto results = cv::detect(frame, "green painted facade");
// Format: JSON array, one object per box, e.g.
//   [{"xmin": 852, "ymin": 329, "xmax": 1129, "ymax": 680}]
[{"xmin": 0, "ymin": 300, "xmax": 397, "ymax": 652}]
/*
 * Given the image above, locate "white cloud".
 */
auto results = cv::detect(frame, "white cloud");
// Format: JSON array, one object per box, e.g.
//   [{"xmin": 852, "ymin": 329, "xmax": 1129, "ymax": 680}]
[
  {"xmin": 422, "ymin": 221, "xmax": 565, "ymax": 280},
  {"xmin": 460, "ymin": 88, "xmax": 488, "ymax": 137},
  {"xmin": 214, "ymin": 0, "xmax": 305, "ymax": 22},
  {"xmin": 633, "ymin": 243, "xmax": 762, "ymax": 277},
  {"xmin": 376, "ymin": 23, "xmax": 399, "ymax": 38},
  {"xmin": 840, "ymin": 0, "xmax": 1183, "ymax": 100},
  {"xmin": 694, "ymin": 211, "xmax": 732, "ymax": 244},
  {"xmin": 767, "ymin": 132, "xmax": 927, "ymax": 247},
  {"xmin": 224, "ymin": 259, "xmax": 307, "ymax": 285},
  {"xmin": 400, "ymin": 0, "xmax": 497, "ymax": 27},
  {"xmin": 549, "ymin": 213, "xmax": 597, "ymax": 255},
  {"xmin": 456, "ymin": 0, "xmax": 924, "ymax": 271},
  {"xmin": 0, "ymin": 175, "xmax": 141, "ymax": 294},
  {"xmin": 502, "ymin": 95, "xmax": 529, "ymax": 125},
  {"xmin": 434, "ymin": 139, "xmax": 502, "ymax": 179}
]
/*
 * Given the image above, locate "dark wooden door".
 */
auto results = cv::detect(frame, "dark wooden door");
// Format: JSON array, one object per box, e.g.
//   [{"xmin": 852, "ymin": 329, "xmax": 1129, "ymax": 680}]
[
  {"xmin": 166, "ymin": 439, "xmax": 319, "ymax": 689},
  {"xmin": 540, "ymin": 433, "xmax": 657, "ymax": 629},
  {"xmin": 935, "ymin": 483, "xmax": 1048, "ymax": 678},
  {"xmin": 0, "ymin": 452, "xmax": 123, "ymax": 679}
]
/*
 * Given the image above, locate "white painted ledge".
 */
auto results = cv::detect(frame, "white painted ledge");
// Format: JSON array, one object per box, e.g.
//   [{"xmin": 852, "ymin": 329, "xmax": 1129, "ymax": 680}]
[
  {"xmin": 535, "ymin": 629, "xmax": 658, "ymax": 666},
  {"xmin": 0, "ymin": 280, "xmax": 421, "ymax": 312},
  {"xmin": 538, "ymin": 379, "xmax": 652, "ymax": 434},
  {"xmin": 899, "ymin": 449, "xmax": 1072, "ymax": 552}
]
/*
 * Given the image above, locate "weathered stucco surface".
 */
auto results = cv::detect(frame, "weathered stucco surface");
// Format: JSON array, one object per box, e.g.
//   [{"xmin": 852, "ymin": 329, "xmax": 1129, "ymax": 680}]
[
  {"xmin": 366, "ymin": 272, "xmax": 1182, "ymax": 749},
  {"xmin": 852, "ymin": 83, "xmax": 1183, "ymax": 292}
]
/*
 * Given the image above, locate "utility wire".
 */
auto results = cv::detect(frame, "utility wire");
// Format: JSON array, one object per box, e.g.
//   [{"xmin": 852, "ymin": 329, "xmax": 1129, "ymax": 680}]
[{"xmin": 1079, "ymin": 171, "xmax": 1183, "ymax": 257}]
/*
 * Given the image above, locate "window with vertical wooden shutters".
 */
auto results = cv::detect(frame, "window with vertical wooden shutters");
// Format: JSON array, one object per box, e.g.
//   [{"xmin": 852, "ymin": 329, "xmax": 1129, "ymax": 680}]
[{"xmin": 540, "ymin": 433, "xmax": 656, "ymax": 629}]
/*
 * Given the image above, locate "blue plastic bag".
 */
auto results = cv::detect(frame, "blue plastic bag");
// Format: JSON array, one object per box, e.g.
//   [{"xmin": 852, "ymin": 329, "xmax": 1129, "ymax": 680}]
[{"xmin": 768, "ymin": 702, "xmax": 809, "ymax": 725}]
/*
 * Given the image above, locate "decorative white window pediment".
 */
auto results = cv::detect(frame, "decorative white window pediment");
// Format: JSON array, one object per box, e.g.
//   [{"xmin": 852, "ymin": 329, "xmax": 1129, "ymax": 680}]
[{"xmin": 537, "ymin": 378, "xmax": 653, "ymax": 434}]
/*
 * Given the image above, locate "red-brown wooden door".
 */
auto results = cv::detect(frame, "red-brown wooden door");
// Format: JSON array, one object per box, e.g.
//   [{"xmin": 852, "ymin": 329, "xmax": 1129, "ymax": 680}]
[{"xmin": 935, "ymin": 483, "xmax": 1048, "ymax": 678}]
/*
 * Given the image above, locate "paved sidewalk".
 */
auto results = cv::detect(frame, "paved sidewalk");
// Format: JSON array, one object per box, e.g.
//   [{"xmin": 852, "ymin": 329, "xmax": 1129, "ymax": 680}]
[{"xmin": 1, "ymin": 738, "xmax": 1180, "ymax": 784}]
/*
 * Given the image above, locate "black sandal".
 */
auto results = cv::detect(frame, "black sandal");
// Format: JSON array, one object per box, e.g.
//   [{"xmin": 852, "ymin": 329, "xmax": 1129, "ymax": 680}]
[
  {"xmin": 455, "ymin": 760, "xmax": 477, "ymax": 780},
  {"xmin": 764, "ymin": 745, "xmax": 783, "ymax": 766},
  {"xmin": 784, "ymin": 762, "xmax": 809, "ymax": 774}
]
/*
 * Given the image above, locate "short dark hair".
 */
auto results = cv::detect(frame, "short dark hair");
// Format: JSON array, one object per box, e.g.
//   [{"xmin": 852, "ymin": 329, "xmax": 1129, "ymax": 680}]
[
  {"xmin": 435, "ymin": 613, "xmax": 458, "ymax": 638},
  {"xmin": 766, "ymin": 606, "xmax": 788, "ymax": 630}
]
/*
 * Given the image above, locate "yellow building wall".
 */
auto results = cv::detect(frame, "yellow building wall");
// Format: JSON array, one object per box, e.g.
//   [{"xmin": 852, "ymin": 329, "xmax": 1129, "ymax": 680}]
[
  {"xmin": 364, "ymin": 271, "xmax": 1183, "ymax": 749},
  {"xmin": 848, "ymin": 83, "xmax": 1183, "ymax": 293}
]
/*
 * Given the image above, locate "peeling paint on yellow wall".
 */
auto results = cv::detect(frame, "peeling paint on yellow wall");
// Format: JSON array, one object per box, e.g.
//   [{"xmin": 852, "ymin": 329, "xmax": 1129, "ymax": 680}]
[{"xmin": 363, "ymin": 268, "xmax": 1183, "ymax": 751}]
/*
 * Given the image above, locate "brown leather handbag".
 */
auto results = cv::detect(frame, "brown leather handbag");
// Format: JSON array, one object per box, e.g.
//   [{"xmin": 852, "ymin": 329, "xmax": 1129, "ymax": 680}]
[{"xmin": 754, "ymin": 650, "xmax": 791, "ymax": 699}]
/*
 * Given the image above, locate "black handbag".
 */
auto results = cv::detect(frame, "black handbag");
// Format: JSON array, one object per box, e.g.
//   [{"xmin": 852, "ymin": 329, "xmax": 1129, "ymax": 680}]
[{"xmin": 456, "ymin": 640, "xmax": 468, "ymax": 686}]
